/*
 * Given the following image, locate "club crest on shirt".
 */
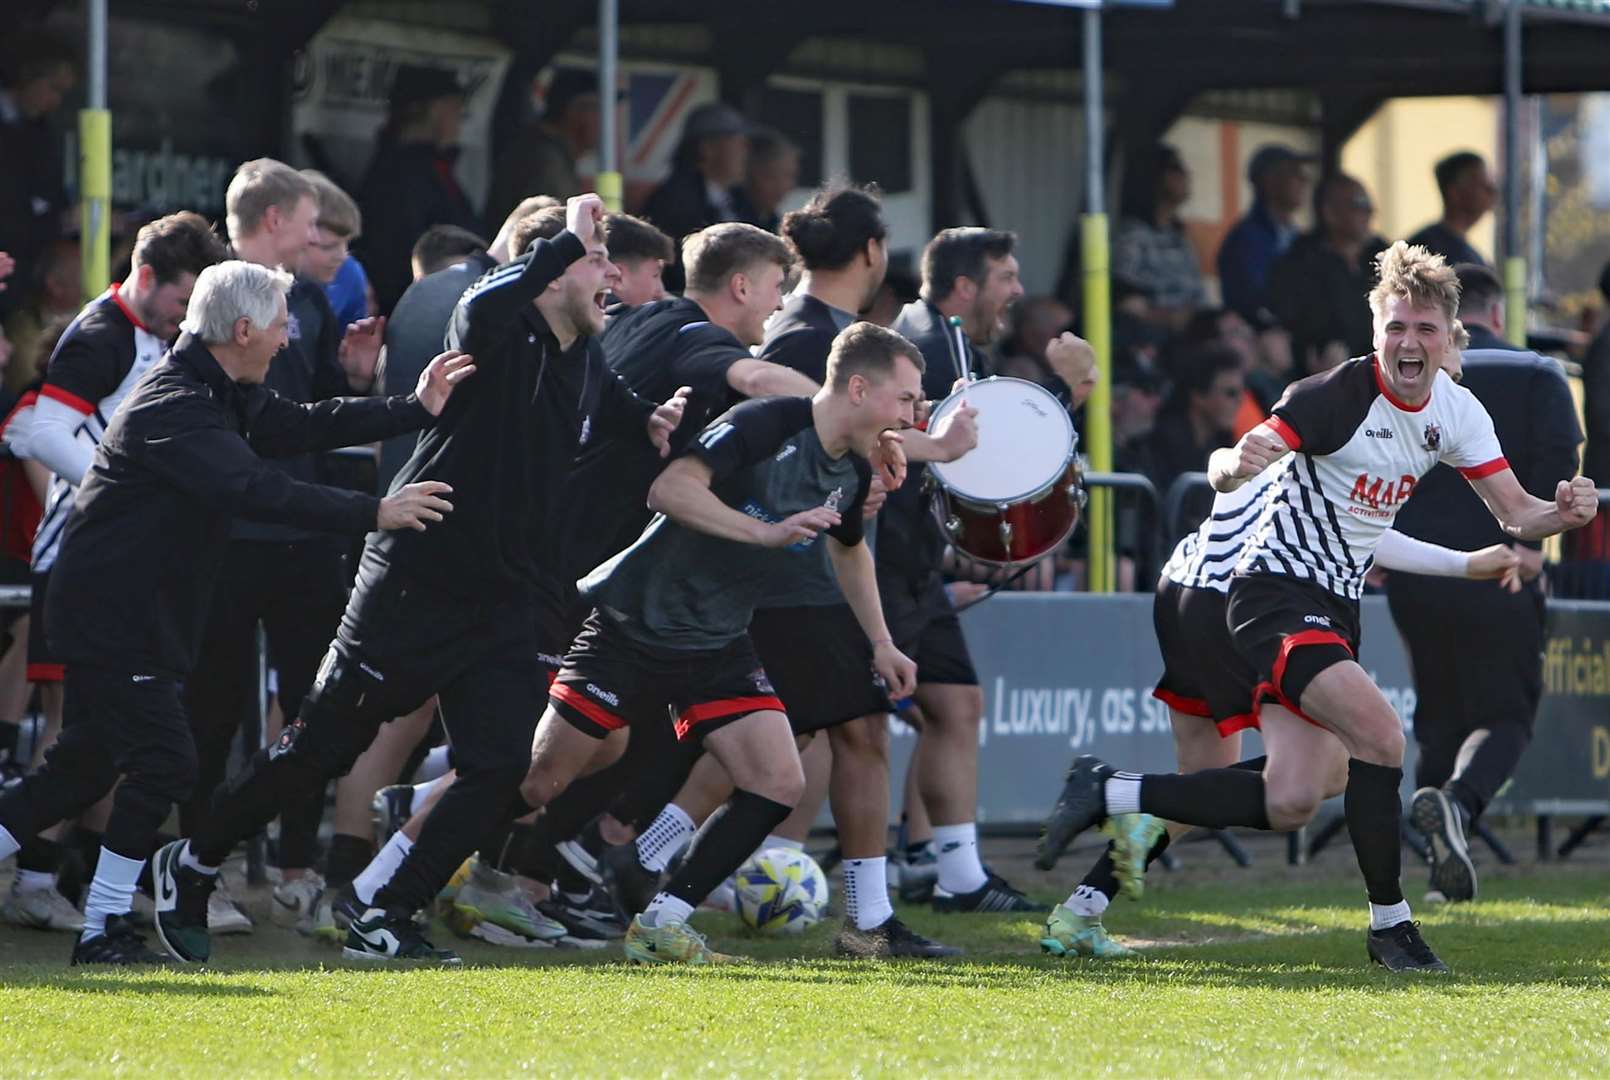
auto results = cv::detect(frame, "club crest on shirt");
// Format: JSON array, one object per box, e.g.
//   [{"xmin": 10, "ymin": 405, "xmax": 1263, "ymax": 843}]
[
  {"xmin": 286, "ymin": 312, "xmax": 302, "ymax": 341},
  {"xmin": 749, "ymin": 668, "xmax": 776, "ymax": 695},
  {"xmin": 1422, "ymin": 423, "xmax": 1441, "ymax": 452},
  {"xmin": 823, "ymin": 485, "xmax": 845, "ymax": 513}
]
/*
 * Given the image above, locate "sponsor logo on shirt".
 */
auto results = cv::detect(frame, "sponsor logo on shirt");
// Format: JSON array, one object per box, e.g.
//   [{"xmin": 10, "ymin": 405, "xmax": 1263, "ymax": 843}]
[
  {"xmin": 1364, "ymin": 427, "xmax": 1394, "ymax": 439},
  {"xmin": 1348, "ymin": 472, "xmax": 1417, "ymax": 517},
  {"xmin": 774, "ymin": 443, "xmax": 798, "ymax": 462}
]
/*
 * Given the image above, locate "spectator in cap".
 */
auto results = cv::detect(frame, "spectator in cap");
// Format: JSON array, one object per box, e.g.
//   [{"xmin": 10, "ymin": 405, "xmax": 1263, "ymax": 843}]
[
  {"xmin": 1217, "ymin": 143, "xmax": 1313, "ymax": 322},
  {"xmin": 642, "ymin": 101, "xmax": 750, "ymax": 291},
  {"xmin": 1266, "ymin": 172, "xmax": 1389, "ymax": 377},
  {"xmin": 0, "ymin": 28, "xmax": 78, "ymax": 323},
  {"xmin": 357, "ymin": 63, "xmax": 482, "ymax": 314},
  {"xmin": 487, "ymin": 68, "xmax": 604, "ymax": 229},
  {"xmin": 735, "ymin": 126, "xmax": 801, "ymax": 234},
  {"xmin": 1406, "ymin": 151, "xmax": 1496, "ymax": 269},
  {"xmin": 1112, "ymin": 144, "xmax": 1206, "ymax": 333}
]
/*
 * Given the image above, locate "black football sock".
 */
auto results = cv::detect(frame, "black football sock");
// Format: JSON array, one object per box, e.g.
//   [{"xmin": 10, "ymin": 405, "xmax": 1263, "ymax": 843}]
[
  {"xmin": 660, "ymin": 789, "xmax": 791, "ymax": 909},
  {"xmin": 1117, "ymin": 770, "xmax": 1272, "ymax": 830},
  {"xmin": 324, "ymin": 832, "xmax": 374, "ymax": 890},
  {"xmin": 1344, "ymin": 759, "xmax": 1405, "ymax": 907}
]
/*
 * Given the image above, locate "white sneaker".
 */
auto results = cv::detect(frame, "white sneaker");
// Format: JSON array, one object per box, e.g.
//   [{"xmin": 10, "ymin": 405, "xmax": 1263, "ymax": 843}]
[
  {"xmin": 271, "ymin": 874, "xmax": 325, "ymax": 930},
  {"xmin": 1, "ymin": 879, "xmax": 84, "ymax": 932},
  {"xmin": 208, "ymin": 878, "xmax": 254, "ymax": 935}
]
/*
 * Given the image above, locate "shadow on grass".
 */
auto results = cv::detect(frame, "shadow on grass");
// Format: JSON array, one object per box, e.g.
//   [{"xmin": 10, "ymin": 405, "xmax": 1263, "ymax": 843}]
[{"xmin": 5, "ymin": 974, "xmax": 277, "ymax": 998}]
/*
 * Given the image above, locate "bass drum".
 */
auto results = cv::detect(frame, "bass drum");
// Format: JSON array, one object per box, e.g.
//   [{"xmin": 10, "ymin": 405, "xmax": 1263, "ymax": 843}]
[{"xmin": 926, "ymin": 376, "xmax": 1085, "ymax": 570}]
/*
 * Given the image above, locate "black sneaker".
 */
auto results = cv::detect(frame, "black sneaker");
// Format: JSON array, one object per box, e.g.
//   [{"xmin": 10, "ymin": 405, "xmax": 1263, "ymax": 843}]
[
  {"xmin": 834, "ymin": 915, "xmax": 963, "ymax": 958},
  {"xmin": 70, "ymin": 913, "xmax": 168, "ymax": 966},
  {"xmin": 1409, "ymin": 787, "xmax": 1477, "ymax": 903},
  {"xmin": 554, "ymin": 820, "xmax": 608, "ymax": 886},
  {"xmin": 538, "ymin": 884, "xmax": 626, "ymax": 946},
  {"xmin": 933, "ymin": 873, "xmax": 1048, "ymax": 914},
  {"xmin": 599, "ymin": 843, "xmax": 661, "ymax": 918},
  {"xmin": 1035, "ymin": 755, "xmax": 1115, "ymax": 870},
  {"xmin": 342, "ymin": 907, "xmax": 461, "ymax": 964},
  {"xmin": 1367, "ymin": 919, "xmax": 1451, "ymax": 974},
  {"xmin": 152, "ymin": 839, "xmax": 215, "ymax": 963}
]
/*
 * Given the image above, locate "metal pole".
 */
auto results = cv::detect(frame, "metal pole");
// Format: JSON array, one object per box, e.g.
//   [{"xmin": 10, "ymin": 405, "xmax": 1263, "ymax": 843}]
[
  {"xmin": 1502, "ymin": 0, "xmax": 1526, "ymax": 345},
  {"xmin": 80, "ymin": 0, "xmax": 111, "ymax": 303},
  {"xmin": 1081, "ymin": 5, "xmax": 1114, "ymax": 593},
  {"xmin": 597, "ymin": 0, "xmax": 622, "ymax": 212}
]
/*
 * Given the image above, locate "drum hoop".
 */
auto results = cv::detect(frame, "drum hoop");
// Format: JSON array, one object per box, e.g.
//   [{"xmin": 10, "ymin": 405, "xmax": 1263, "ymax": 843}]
[{"xmin": 928, "ymin": 377, "xmax": 1076, "ymax": 504}]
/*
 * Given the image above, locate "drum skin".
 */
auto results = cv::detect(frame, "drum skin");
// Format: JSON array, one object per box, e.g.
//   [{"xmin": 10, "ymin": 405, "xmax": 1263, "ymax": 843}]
[{"xmin": 924, "ymin": 377, "xmax": 1086, "ymax": 570}]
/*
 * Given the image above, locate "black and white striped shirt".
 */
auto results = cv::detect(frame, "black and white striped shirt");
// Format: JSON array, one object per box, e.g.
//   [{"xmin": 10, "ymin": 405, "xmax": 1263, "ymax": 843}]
[{"xmin": 1234, "ymin": 357, "xmax": 1506, "ymax": 600}]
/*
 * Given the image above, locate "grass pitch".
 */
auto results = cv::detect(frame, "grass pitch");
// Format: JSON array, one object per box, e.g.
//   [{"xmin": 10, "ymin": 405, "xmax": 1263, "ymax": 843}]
[{"xmin": 1, "ymin": 857, "xmax": 1607, "ymax": 1078}]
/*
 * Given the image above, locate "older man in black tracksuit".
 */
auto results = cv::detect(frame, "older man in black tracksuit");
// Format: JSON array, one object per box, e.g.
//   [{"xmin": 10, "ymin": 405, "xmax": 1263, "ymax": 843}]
[
  {"xmin": 0, "ymin": 260, "xmax": 460, "ymax": 965},
  {"xmin": 162, "ymin": 195, "xmax": 687, "ymax": 965},
  {"xmin": 1388, "ymin": 263, "xmax": 1583, "ymax": 903}
]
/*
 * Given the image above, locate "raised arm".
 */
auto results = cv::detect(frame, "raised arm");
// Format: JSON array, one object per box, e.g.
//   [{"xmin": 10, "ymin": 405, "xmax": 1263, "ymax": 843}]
[
  {"xmin": 1468, "ymin": 468, "xmax": 1598, "ymax": 542},
  {"xmin": 1209, "ymin": 423, "xmax": 1292, "ymax": 493}
]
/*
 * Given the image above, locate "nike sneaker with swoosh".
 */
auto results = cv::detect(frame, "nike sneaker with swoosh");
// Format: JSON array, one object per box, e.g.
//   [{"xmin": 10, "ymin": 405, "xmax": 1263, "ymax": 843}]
[{"xmin": 342, "ymin": 907, "xmax": 461, "ymax": 963}]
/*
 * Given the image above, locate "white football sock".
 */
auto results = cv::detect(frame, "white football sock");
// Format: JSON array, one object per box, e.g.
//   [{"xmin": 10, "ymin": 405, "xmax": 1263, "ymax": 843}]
[
  {"xmin": 933, "ymin": 822, "xmax": 988, "ymax": 894},
  {"xmin": 635, "ymin": 805, "xmax": 695, "ymax": 873},
  {"xmin": 353, "ymin": 831, "xmax": 414, "ymax": 906},
  {"xmin": 414, "ymin": 744, "xmax": 451, "ymax": 782},
  {"xmin": 641, "ymin": 892, "xmax": 694, "ymax": 927},
  {"xmin": 411, "ymin": 772, "xmax": 452, "ymax": 807},
  {"xmin": 1104, "ymin": 774, "xmax": 1143, "ymax": 816},
  {"xmin": 1369, "ymin": 900, "xmax": 1412, "ymax": 931},
  {"xmin": 1064, "ymin": 883, "xmax": 1110, "ymax": 916},
  {"xmin": 844, "ymin": 857, "xmax": 894, "ymax": 930},
  {"xmin": 81, "ymin": 848, "xmax": 144, "ymax": 941},
  {"xmin": 179, "ymin": 839, "xmax": 219, "ymax": 876},
  {"xmin": 0, "ymin": 824, "xmax": 19, "ymax": 862}
]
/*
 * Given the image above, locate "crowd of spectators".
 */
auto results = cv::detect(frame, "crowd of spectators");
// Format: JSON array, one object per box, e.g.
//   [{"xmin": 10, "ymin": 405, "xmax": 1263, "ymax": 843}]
[{"xmin": 4, "ymin": 29, "xmax": 1609, "ymax": 599}]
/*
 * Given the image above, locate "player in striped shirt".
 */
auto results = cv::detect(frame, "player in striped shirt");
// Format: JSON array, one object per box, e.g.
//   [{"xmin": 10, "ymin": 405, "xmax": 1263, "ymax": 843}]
[
  {"xmin": 1038, "ymin": 458, "xmax": 1519, "ymax": 959},
  {"xmin": 1039, "ymin": 243, "xmax": 1597, "ymax": 973}
]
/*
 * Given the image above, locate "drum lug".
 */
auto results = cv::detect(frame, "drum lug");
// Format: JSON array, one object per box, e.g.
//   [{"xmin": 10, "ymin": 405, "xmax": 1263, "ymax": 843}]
[
  {"xmin": 945, "ymin": 514, "xmax": 962, "ymax": 538},
  {"xmin": 1066, "ymin": 483, "xmax": 1088, "ymax": 509},
  {"xmin": 996, "ymin": 504, "xmax": 1013, "ymax": 552}
]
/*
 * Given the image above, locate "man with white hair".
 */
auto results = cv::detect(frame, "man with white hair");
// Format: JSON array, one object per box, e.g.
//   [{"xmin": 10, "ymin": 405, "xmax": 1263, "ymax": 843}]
[{"xmin": 0, "ymin": 260, "xmax": 472, "ymax": 965}]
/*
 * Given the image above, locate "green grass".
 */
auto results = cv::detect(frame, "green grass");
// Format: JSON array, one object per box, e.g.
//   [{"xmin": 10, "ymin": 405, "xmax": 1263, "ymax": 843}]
[{"xmin": 2, "ymin": 868, "xmax": 1608, "ymax": 1078}]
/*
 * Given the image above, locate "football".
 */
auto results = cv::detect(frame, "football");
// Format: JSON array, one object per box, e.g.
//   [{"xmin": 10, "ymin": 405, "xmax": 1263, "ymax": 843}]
[{"xmin": 733, "ymin": 847, "xmax": 830, "ymax": 934}]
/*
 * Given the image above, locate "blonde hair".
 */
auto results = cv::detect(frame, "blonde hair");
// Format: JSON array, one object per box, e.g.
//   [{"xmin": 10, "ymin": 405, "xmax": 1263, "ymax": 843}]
[
  {"xmin": 225, "ymin": 158, "xmax": 315, "ymax": 242},
  {"xmin": 300, "ymin": 169, "xmax": 362, "ymax": 238},
  {"xmin": 1369, "ymin": 241, "xmax": 1461, "ymax": 325}
]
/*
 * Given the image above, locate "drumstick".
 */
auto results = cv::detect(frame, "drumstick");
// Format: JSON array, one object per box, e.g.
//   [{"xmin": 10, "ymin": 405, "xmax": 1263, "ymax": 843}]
[{"xmin": 946, "ymin": 315, "xmax": 976, "ymax": 384}]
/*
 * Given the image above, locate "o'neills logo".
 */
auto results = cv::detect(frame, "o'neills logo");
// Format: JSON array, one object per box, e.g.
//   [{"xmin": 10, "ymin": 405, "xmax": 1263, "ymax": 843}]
[
  {"xmin": 586, "ymin": 683, "xmax": 620, "ymax": 707},
  {"xmin": 1349, "ymin": 473, "xmax": 1417, "ymax": 517}
]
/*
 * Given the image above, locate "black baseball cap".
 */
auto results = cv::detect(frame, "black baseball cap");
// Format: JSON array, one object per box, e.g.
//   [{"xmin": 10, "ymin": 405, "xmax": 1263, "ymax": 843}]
[{"xmin": 390, "ymin": 64, "xmax": 464, "ymax": 110}]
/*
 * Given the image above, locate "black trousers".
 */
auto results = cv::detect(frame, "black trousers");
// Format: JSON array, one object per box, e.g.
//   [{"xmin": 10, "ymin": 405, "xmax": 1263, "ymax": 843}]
[
  {"xmin": 0, "ymin": 664, "xmax": 195, "ymax": 861},
  {"xmin": 180, "ymin": 539, "xmax": 348, "ymax": 869},
  {"xmin": 1386, "ymin": 574, "xmax": 1544, "ymax": 818},
  {"xmin": 189, "ymin": 552, "xmax": 545, "ymax": 916}
]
